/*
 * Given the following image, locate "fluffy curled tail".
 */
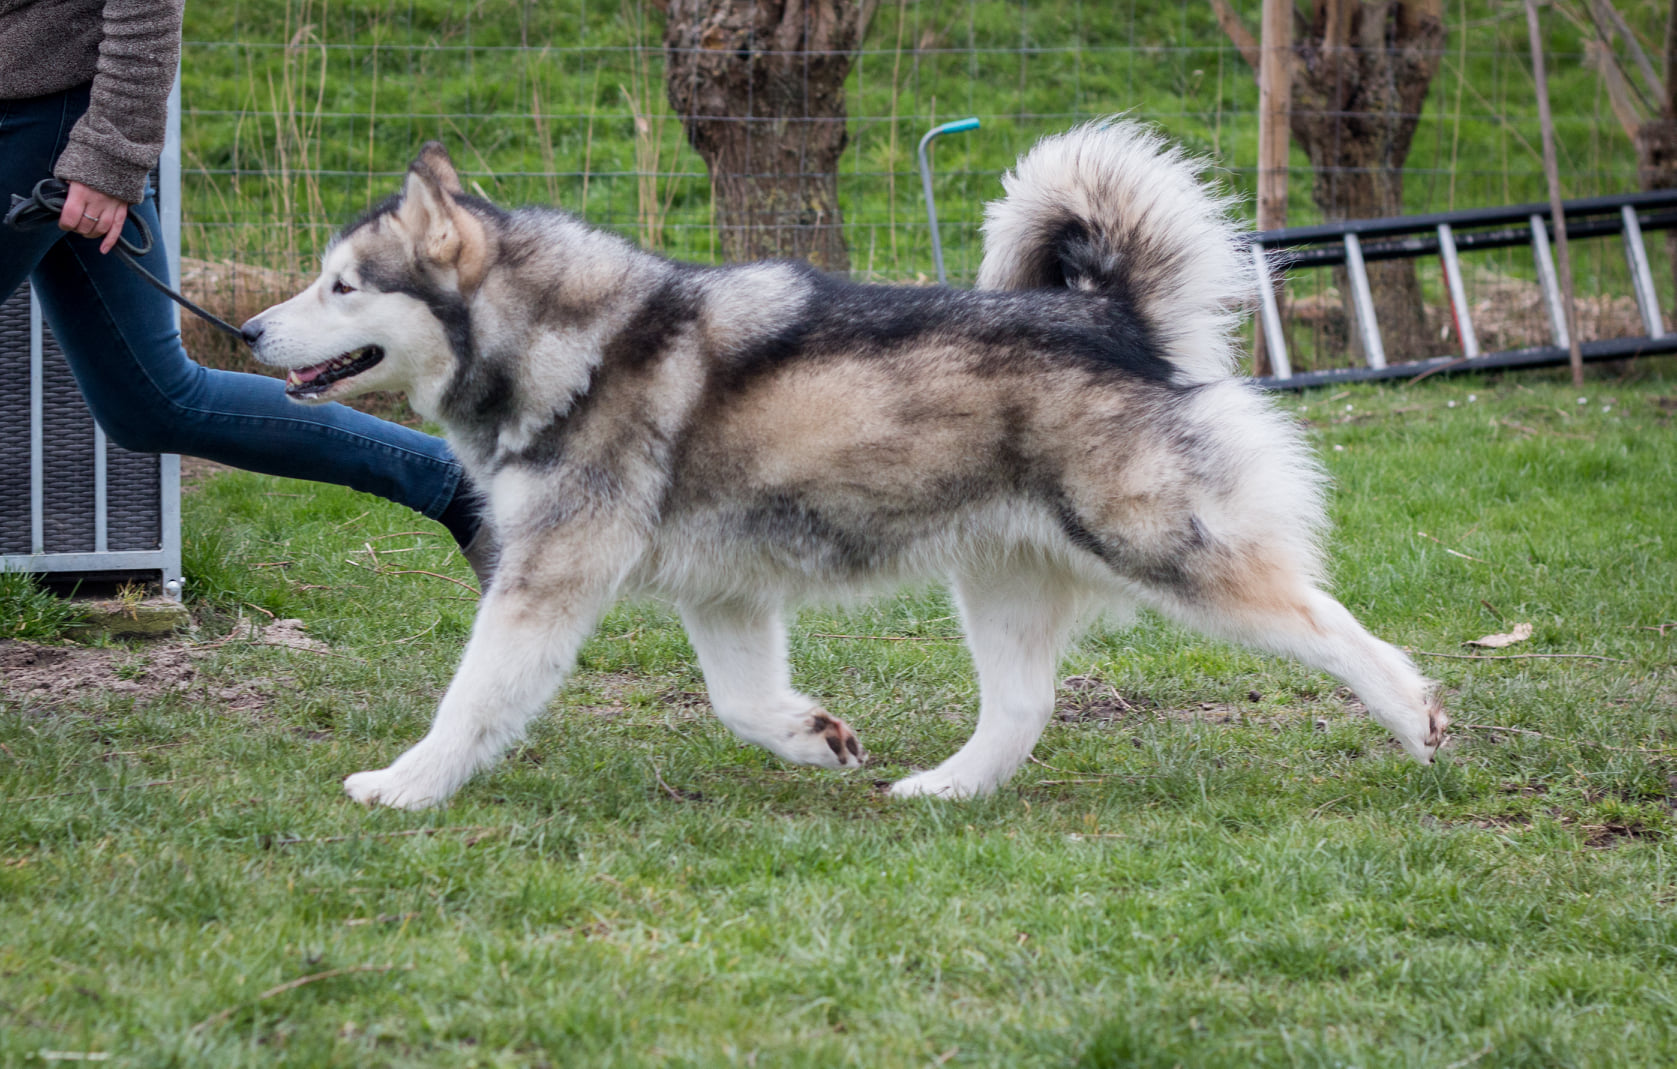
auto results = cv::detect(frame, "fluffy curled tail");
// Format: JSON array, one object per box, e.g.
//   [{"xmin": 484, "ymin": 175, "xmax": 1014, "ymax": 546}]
[{"xmin": 976, "ymin": 120, "xmax": 1253, "ymax": 384}]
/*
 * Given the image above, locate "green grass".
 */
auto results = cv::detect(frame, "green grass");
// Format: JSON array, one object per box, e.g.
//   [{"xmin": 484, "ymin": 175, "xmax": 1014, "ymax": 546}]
[
  {"xmin": 0, "ymin": 571, "xmax": 85, "ymax": 641},
  {"xmin": 2, "ymin": 367, "xmax": 1675, "ymax": 1065}
]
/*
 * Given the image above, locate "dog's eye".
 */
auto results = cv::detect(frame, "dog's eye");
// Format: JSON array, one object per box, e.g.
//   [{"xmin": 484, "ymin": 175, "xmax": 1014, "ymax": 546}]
[{"xmin": 332, "ymin": 279, "xmax": 356, "ymax": 295}]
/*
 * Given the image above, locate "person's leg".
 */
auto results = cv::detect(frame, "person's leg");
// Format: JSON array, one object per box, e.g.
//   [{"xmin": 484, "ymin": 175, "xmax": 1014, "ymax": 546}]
[
  {"xmin": 4, "ymin": 88, "xmax": 479, "ymax": 545},
  {"xmin": 0, "ymin": 91, "xmax": 86, "ymax": 298}
]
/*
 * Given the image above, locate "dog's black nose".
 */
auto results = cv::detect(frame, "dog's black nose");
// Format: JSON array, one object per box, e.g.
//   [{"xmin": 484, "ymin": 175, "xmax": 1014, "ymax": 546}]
[{"xmin": 240, "ymin": 321, "xmax": 264, "ymax": 346}]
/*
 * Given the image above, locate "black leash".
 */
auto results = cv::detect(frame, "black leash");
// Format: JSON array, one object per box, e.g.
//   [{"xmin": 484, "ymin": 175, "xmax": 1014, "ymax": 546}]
[{"xmin": 5, "ymin": 178, "xmax": 246, "ymax": 342}]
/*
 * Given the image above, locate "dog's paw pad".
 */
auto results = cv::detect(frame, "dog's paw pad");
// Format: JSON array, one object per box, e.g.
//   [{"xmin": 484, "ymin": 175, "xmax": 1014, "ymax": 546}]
[
  {"xmin": 807, "ymin": 710, "xmax": 865, "ymax": 767},
  {"xmin": 1425, "ymin": 698, "xmax": 1450, "ymax": 750}
]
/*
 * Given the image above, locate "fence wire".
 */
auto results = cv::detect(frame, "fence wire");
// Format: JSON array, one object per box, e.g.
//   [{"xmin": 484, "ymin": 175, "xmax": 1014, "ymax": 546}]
[{"xmin": 176, "ymin": 0, "xmax": 1674, "ymax": 371}]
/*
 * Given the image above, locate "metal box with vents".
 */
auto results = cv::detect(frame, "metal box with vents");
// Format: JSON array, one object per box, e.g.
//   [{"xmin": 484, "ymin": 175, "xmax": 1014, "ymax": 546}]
[
  {"xmin": 0, "ymin": 285, "xmax": 182, "ymax": 593},
  {"xmin": 0, "ymin": 87, "xmax": 184, "ymax": 596}
]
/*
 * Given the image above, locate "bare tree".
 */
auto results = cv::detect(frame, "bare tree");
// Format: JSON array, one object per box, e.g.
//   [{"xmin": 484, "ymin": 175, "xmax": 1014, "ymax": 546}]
[
  {"xmin": 664, "ymin": 0, "xmax": 879, "ymax": 272},
  {"xmin": 1216, "ymin": 0, "xmax": 1446, "ymax": 361}
]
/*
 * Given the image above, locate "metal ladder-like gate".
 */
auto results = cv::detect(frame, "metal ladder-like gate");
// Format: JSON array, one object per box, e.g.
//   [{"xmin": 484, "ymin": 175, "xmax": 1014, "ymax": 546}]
[{"xmin": 1252, "ymin": 189, "xmax": 1677, "ymax": 390}]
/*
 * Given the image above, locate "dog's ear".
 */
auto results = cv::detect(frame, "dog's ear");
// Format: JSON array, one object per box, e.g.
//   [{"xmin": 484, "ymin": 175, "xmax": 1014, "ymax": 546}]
[
  {"xmin": 396, "ymin": 142, "xmax": 489, "ymax": 292},
  {"xmin": 414, "ymin": 141, "xmax": 465, "ymax": 195}
]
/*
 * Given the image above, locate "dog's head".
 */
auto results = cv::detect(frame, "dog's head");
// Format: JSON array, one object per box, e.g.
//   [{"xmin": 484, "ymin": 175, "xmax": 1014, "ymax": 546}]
[{"xmin": 243, "ymin": 143, "xmax": 491, "ymax": 414}]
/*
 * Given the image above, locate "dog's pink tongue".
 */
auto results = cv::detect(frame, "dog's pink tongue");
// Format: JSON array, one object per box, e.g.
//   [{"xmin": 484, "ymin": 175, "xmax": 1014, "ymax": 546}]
[{"xmin": 289, "ymin": 364, "xmax": 327, "ymax": 384}]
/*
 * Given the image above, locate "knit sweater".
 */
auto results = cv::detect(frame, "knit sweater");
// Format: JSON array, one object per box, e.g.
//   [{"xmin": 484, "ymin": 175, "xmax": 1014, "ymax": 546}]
[{"xmin": 0, "ymin": 0, "xmax": 184, "ymax": 203}]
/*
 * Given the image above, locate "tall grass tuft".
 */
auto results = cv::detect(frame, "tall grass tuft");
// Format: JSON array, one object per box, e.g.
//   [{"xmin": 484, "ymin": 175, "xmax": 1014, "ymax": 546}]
[
  {"xmin": 621, "ymin": 0, "xmax": 677, "ymax": 251},
  {"xmin": 0, "ymin": 571, "xmax": 84, "ymax": 642}
]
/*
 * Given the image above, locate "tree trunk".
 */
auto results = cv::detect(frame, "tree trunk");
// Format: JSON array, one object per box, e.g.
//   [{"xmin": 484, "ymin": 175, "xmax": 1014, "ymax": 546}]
[
  {"xmin": 1289, "ymin": 0, "xmax": 1446, "ymax": 362},
  {"xmin": 1214, "ymin": 0, "xmax": 1446, "ymax": 362},
  {"xmin": 664, "ymin": 1, "xmax": 871, "ymax": 272}
]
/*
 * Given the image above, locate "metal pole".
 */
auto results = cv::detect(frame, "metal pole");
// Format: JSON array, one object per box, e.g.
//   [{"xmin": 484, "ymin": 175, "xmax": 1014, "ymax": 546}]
[
  {"xmin": 1437, "ymin": 223, "xmax": 1480, "ymax": 358},
  {"xmin": 1525, "ymin": 0, "xmax": 1585, "ymax": 386},
  {"xmin": 917, "ymin": 118, "xmax": 980, "ymax": 285},
  {"xmin": 1530, "ymin": 214, "xmax": 1571, "ymax": 348},
  {"xmin": 1343, "ymin": 233, "xmax": 1387, "ymax": 368},
  {"xmin": 1252, "ymin": 243, "xmax": 1292, "ymax": 378},
  {"xmin": 160, "ymin": 73, "xmax": 184, "ymax": 599},
  {"xmin": 29, "ymin": 288, "xmax": 44, "ymax": 556},
  {"xmin": 1254, "ymin": 0, "xmax": 1293, "ymax": 376},
  {"xmin": 1621, "ymin": 204, "xmax": 1666, "ymax": 338}
]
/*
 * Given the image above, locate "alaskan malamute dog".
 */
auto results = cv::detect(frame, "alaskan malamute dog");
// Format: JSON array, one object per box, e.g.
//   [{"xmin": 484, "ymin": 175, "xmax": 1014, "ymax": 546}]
[{"xmin": 245, "ymin": 122, "xmax": 1446, "ymax": 809}]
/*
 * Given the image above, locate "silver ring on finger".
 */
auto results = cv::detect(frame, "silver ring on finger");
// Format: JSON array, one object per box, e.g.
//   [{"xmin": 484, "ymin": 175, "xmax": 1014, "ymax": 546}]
[{"xmin": 82, "ymin": 212, "xmax": 102, "ymax": 222}]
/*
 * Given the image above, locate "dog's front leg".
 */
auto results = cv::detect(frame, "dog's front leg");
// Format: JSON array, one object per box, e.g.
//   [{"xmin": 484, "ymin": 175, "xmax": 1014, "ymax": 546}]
[
  {"xmin": 344, "ymin": 557, "xmax": 623, "ymax": 810},
  {"xmin": 680, "ymin": 598, "xmax": 865, "ymax": 768}
]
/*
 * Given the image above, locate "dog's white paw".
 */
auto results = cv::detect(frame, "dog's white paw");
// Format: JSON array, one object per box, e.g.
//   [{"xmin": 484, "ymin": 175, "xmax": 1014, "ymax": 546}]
[
  {"xmin": 768, "ymin": 709, "xmax": 866, "ymax": 769},
  {"xmin": 343, "ymin": 767, "xmax": 452, "ymax": 810},
  {"xmin": 888, "ymin": 767, "xmax": 989, "ymax": 800}
]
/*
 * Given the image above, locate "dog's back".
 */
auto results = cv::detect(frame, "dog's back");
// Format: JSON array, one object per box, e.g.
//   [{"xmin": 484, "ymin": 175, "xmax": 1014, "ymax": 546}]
[{"xmin": 637, "ymin": 123, "xmax": 1315, "ymax": 608}]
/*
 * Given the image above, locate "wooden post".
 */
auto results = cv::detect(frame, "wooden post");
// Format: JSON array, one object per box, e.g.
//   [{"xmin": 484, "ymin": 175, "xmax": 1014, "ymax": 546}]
[
  {"xmin": 1525, "ymin": 0, "xmax": 1586, "ymax": 387},
  {"xmin": 1253, "ymin": 0, "xmax": 1294, "ymax": 377}
]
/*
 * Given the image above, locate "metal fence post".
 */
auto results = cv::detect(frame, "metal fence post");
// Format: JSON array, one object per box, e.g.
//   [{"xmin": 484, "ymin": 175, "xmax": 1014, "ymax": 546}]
[{"xmin": 917, "ymin": 118, "xmax": 980, "ymax": 285}]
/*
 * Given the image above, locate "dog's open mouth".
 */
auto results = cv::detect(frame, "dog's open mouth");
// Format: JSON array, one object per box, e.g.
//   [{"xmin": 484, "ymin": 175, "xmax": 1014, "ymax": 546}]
[{"xmin": 284, "ymin": 347, "xmax": 385, "ymax": 398}]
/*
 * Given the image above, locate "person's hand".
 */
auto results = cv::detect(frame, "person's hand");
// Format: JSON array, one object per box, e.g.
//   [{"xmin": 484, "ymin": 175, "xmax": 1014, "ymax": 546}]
[{"xmin": 57, "ymin": 181, "xmax": 131, "ymax": 254}]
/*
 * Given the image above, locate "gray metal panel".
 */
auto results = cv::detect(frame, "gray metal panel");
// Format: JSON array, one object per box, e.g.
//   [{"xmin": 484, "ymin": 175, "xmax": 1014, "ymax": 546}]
[
  {"xmin": 39, "ymin": 305, "xmax": 96, "ymax": 554},
  {"xmin": 1, "ymin": 72, "xmax": 182, "ymax": 594},
  {"xmin": 0, "ymin": 288, "xmax": 32, "ymax": 553},
  {"xmin": 2, "ymin": 550, "xmax": 188, "ymax": 573}
]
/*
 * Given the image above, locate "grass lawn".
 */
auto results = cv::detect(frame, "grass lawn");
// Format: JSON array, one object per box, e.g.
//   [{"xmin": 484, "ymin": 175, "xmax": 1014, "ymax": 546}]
[{"xmin": 2, "ymin": 366, "xmax": 1676, "ymax": 1066}]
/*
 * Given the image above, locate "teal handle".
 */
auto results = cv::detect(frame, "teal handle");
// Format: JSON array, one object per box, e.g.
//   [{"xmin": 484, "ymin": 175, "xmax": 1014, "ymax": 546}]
[{"xmin": 917, "ymin": 117, "xmax": 982, "ymax": 285}]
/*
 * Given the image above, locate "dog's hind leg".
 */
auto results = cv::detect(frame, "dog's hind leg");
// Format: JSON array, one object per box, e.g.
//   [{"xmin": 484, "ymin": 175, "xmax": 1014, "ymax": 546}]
[
  {"xmin": 681, "ymin": 599, "xmax": 865, "ymax": 769},
  {"xmin": 891, "ymin": 559, "xmax": 1085, "ymax": 799},
  {"xmin": 1151, "ymin": 566, "xmax": 1445, "ymax": 762},
  {"xmin": 343, "ymin": 569, "xmax": 618, "ymax": 810}
]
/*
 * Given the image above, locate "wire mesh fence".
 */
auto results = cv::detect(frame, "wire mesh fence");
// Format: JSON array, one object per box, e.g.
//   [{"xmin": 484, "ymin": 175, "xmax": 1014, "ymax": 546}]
[{"xmin": 175, "ymin": 0, "xmax": 1675, "ymax": 373}]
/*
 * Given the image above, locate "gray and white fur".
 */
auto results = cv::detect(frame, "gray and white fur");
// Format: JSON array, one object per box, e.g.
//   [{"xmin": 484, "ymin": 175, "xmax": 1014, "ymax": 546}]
[{"xmin": 244, "ymin": 121, "xmax": 1446, "ymax": 810}]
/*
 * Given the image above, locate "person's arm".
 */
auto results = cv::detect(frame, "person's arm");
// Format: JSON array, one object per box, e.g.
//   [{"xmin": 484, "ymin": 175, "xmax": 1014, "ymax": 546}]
[{"xmin": 52, "ymin": 0, "xmax": 185, "ymax": 252}]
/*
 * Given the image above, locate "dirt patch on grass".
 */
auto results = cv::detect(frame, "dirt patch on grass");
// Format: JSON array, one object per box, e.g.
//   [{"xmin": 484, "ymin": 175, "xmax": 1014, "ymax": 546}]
[
  {"xmin": 1055, "ymin": 675, "xmax": 1153, "ymax": 723},
  {"xmin": 1431, "ymin": 808, "xmax": 1661, "ymax": 847},
  {"xmin": 657, "ymin": 685, "xmax": 712, "ymax": 716},
  {"xmin": 1581, "ymin": 821, "xmax": 1658, "ymax": 847},
  {"xmin": 0, "ymin": 639, "xmax": 200, "ymax": 705},
  {"xmin": 0, "ymin": 619, "xmax": 327, "ymax": 712},
  {"xmin": 1055, "ymin": 674, "xmax": 1311, "ymax": 728},
  {"xmin": 569, "ymin": 671, "xmax": 646, "ymax": 719}
]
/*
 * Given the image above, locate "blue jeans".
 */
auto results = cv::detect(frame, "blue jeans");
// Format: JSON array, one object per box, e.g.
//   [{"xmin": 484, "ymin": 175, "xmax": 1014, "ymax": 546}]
[{"xmin": 0, "ymin": 85, "xmax": 469, "ymax": 535}]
